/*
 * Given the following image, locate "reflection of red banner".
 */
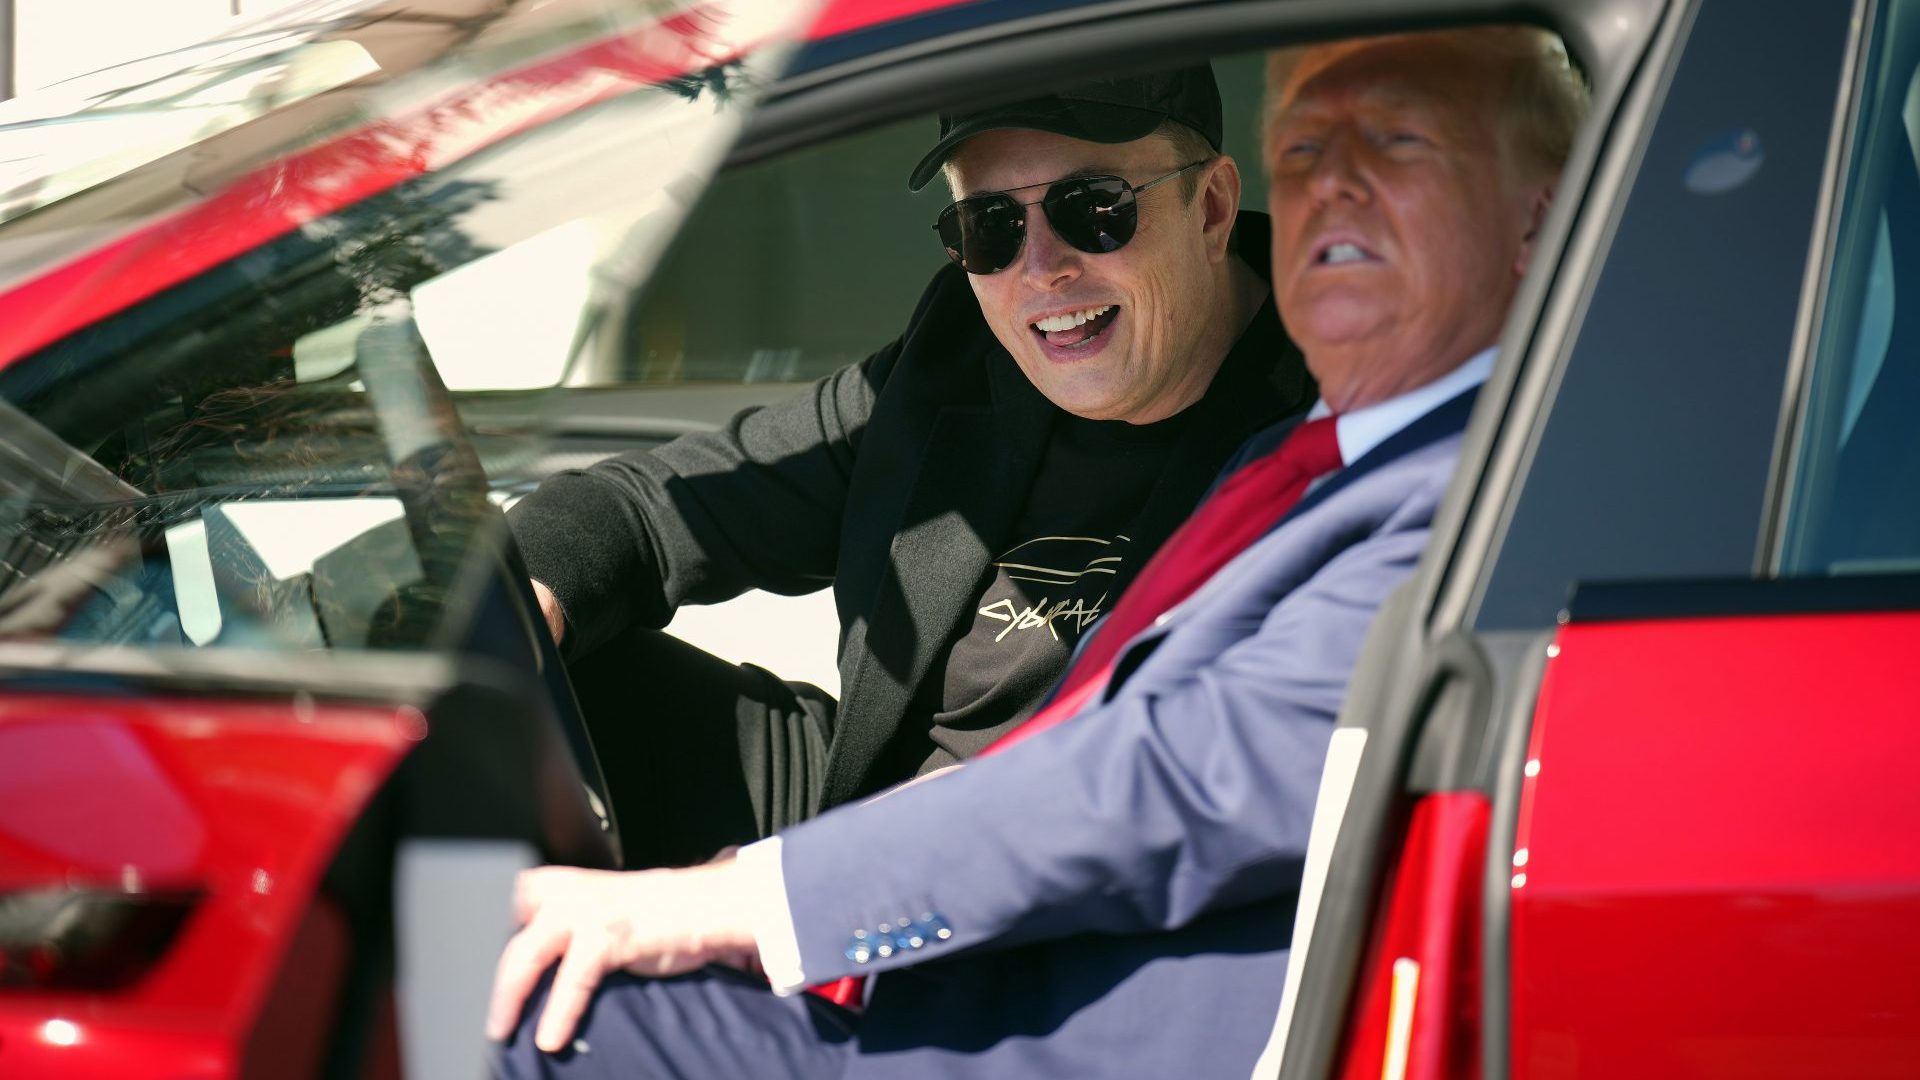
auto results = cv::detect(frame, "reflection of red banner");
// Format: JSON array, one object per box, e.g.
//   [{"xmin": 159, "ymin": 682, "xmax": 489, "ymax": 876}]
[
  {"xmin": 0, "ymin": 4, "xmax": 748, "ymax": 374},
  {"xmin": 806, "ymin": 0, "xmax": 965, "ymax": 40}
]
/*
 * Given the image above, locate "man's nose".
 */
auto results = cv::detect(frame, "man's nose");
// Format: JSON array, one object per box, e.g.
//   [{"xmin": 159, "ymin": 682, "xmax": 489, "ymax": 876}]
[
  {"xmin": 1018, "ymin": 208, "xmax": 1083, "ymax": 291},
  {"xmin": 1306, "ymin": 129, "xmax": 1369, "ymax": 206}
]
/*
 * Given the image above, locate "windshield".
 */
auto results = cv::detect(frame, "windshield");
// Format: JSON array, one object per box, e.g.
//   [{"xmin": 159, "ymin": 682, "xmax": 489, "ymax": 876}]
[
  {"xmin": 0, "ymin": 0, "xmax": 810, "ymax": 657},
  {"xmin": 0, "ymin": 0, "xmax": 391, "ymax": 229}
]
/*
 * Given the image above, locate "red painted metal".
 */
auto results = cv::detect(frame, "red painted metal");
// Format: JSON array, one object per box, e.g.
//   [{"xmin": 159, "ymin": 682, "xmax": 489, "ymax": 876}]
[
  {"xmin": 0, "ymin": 694, "xmax": 419, "ymax": 1080},
  {"xmin": 1336, "ymin": 792, "xmax": 1489, "ymax": 1080},
  {"xmin": 807, "ymin": 0, "xmax": 984, "ymax": 39},
  {"xmin": 236, "ymin": 897, "xmax": 350, "ymax": 1080},
  {"xmin": 0, "ymin": 6, "xmax": 766, "ymax": 375},
  {"xmin": 1510, "ymin": 612, "xmax": 1920, "ymax": 1078}
]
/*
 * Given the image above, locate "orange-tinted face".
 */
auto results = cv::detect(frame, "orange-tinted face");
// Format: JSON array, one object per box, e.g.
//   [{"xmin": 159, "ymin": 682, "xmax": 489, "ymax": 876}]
[
  {"xmin": 1266, "ymin": 35, "xmax": 1553, "ymax": 411},
  {"xmin": 947, "ymin": 128, "xmax": 1237, "ymax": 423}
]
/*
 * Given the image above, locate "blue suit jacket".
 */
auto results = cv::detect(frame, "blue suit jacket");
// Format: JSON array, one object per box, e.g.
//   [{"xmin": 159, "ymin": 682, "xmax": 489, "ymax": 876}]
[{"xmin": 774, "ymin": 389, "xmax": 1477, "ymax": 1078}]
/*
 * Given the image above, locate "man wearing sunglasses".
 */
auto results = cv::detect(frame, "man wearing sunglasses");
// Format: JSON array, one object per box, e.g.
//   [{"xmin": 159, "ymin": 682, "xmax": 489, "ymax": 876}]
[
  {"xmin": 492, "ymin": 25, "xmax": 1584, "ymax": 1080},
  {"xmin": 508, "ymin": 66, "xmax": 1310, "ymax": 868}
]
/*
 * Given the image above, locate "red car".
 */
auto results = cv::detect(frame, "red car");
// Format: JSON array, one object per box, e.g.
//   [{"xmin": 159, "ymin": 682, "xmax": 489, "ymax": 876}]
[{"xmin": 0, "ymin": 0, "xmax": 1915, "ymax": 1076}]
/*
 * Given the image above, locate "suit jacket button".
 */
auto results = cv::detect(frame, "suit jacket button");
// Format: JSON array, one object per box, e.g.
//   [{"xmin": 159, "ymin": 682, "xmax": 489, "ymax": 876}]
[
  {"xmin": 892, "ymin": 917, "xmax": 920, "ymax": 951},
  {"xmin": 846, "ymin": 931, "xmax": 872, "ymax": 964},
  {"xmin": 922, "ymin": 911, "xmax": 953, "ymax": 942}
]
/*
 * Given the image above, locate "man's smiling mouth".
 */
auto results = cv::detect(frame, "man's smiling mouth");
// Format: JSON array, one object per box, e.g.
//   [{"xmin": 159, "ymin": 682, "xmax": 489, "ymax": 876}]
[
  {"xmin": 1320, "ymin": 242, "xmax": 1372, "ymax": 265},
  {"xmin": 1310, "ymin": 236, "xmax": 1383, "ymax": 267},
  {"xmin": 1032, "ymin": 305, "xmax": 1119, "ymax": 348}
]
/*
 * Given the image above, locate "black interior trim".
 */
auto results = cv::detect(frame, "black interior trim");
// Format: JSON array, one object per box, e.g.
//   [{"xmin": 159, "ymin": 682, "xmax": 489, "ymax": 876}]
[
  {"xmin": 781, "ymin": 0, "xmax": 1122, "ymax": 83},
  {"xmin": 1474, "ymin": 631, "xmax": 1554, "ymax": 1080},
  {"xmin": 738, "ymin": 0, "xmax": 1620, "ymax": 169},
  {"xmin": 1568, "ymin": 571, "xmax": 1920, "ymax": 622}
]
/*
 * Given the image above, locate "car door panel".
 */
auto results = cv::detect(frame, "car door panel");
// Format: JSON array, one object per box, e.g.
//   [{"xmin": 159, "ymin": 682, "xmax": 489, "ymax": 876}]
[{"xmin": 1511, "ymin": 602, "xmax": 1920, "ymax": 1077}]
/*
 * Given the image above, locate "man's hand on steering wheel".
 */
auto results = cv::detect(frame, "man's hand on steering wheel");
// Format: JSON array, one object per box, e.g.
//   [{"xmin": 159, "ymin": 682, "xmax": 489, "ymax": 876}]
[{"xmin": 530, "ymin": 578, "xmax": 567, "ymax": 646}]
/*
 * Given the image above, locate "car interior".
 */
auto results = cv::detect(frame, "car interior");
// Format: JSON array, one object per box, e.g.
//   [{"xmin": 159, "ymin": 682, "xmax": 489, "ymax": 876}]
[
  {"xmin": 0, "ymin": 51, "xmax": 1280, "ymax": 687},
  {"xmin": 40, "ymin": 0, "xmax": 1920, "ymax": 1070},
  {"xmin": 0, "ymin": 36, "xmax": 1294, "ymax": 1075},
  {"xmin": 8, "ymin": 0, "xmax": 1917, "ymax": 1072}
]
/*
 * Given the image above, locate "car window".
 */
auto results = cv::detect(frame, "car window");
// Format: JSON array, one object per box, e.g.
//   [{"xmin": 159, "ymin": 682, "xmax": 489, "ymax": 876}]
[
  {"xmin": 0, "ymin": 0, "xmax": 801, "ymax": 656},
  {"xmin": 1778, "ymin": 0, "xmax": 1920, "ymax": 575},
  {"xmin": 1469, "ymin": 0, "xmax": 1854, "ymax": 629},
  {"xmin": 590, "ymin": 51, "xmax": 1274, "ymax": 389}
]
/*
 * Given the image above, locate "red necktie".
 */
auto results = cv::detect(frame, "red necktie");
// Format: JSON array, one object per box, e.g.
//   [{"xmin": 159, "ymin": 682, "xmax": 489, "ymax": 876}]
[
  {"xmin": 985, "ymin": 413, "xmax": 1342, "ymax": 754},
  {"xmin": 806, "ymin": 416, "xmax": 1341, "ymax": 1009}
]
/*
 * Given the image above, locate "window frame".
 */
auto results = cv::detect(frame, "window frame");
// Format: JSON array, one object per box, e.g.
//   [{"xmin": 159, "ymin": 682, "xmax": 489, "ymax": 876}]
[
  {"xmin": 1768, "ymin": 0, "xmax": 1920, "ymax": 576},
  {"xmin": 1454, "ymin": 0, "xmax": 1864, "ymax": 632}
]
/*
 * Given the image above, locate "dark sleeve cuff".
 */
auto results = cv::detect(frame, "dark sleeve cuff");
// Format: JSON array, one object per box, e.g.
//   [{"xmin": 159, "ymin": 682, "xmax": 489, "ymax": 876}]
[{"xmin": 508, "ymin": 470, "xmax": 668, "ymax": 658}]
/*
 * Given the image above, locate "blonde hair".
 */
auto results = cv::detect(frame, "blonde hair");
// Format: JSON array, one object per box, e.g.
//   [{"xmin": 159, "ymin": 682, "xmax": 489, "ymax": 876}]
[{"xmin": 1265, "ymin": 26, "xmax": 1590, "ymax": 178}]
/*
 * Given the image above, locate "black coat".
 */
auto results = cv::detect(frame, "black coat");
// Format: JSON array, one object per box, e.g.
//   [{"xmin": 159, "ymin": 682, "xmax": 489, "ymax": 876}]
[{"xmin": 509, "ymin": 216, "xmax": 1311, "ymax": 804}]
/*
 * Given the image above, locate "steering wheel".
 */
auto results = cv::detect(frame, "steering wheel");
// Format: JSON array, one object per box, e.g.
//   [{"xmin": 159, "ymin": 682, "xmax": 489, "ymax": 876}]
[{"xmin": 354, "ymin": 301, "xmax": 622, "ymax": 869}]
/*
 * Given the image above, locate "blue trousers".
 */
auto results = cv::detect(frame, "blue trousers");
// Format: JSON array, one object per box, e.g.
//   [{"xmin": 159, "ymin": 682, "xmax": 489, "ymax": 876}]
[
  {"xmin": 493, "ymin": 967, "xmax": 856, "ymax": 1079},
  {"xmin": 493, "ymin": 898, "xmax": 1298, "ymax": 1079}
]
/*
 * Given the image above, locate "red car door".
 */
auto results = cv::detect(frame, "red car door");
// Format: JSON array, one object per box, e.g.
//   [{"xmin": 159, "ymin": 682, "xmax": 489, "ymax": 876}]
[
  {"xmin": 1276, "ymin": 0, "xmax": 1920, "ymax": 1076},
  {"xmin": 0, "ymin": 2, "xmax": 817, "ymax": 1076},
  {"xmin": 1513, "ymin": 1, "xmax": 1920, "ymax": 1068},
  {"xmin": 1513, "ymin": 595, "xmax": 1920, "ymax": 1077}
]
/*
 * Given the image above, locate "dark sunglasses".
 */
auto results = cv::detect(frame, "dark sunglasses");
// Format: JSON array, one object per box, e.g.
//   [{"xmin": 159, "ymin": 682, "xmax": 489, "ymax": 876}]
[{"xmin": 933, "ymin": 161, "xmax": 1206, "ymax": 275}]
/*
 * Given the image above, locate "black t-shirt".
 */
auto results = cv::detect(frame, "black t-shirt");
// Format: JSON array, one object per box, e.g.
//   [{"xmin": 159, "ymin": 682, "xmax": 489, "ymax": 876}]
[{"xmin": 921, "ymin": 409, "xmax": 1186, "ymax": 770}]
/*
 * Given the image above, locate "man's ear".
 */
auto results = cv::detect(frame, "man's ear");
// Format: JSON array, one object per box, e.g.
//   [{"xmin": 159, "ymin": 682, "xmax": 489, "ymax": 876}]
[
  {"xmin": 1200, "ymin": 155, "xmax": 1241, "ymax": 262},
  {"xmin": 1514, "ymin": 184, "xmax": 1554, "ymax": 277}
]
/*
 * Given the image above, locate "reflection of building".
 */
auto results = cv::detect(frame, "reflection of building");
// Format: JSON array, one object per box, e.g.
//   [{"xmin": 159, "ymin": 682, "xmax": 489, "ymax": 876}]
[
  {"xmin": 0, "ymin": 0, "xmax": 308, "ymax": 101},
  {"xmin": 0, "ymin": 0, "xmax": 385, "ymax": 234}
]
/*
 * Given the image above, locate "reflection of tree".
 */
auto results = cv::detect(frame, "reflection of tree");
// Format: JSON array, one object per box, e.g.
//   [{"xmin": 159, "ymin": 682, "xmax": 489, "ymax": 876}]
[
  {"xmin": 112, "ymin": 169, "xmax": 505, "ymax": 489},
  {"xmin": 320, "ymin": 175, "xmax": 502, "ymax": 305},
  {"xmin": 659, "ymin": 59, "xmax": 755, "ymax": 110},
  {"xmin": 15, "ymin": 160, "xmax": 502, "ymax": 481}
]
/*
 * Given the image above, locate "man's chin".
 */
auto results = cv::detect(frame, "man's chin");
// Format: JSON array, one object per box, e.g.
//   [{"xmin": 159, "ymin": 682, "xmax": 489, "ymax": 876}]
[
  {"xmin": 1031, "ymin": 374, "xmax": 1126, "ymax": 421},
  {"xmin": 1285, "ymin": 289, "xmax": 1390, "ymax": 341},
  {"xmin": 1292, "ymin": 314, "xmax": 1391, "ymax": 358}
]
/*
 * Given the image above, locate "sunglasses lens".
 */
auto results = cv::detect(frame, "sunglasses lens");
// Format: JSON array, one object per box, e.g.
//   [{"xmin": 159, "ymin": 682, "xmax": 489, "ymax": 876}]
[
  {"xmin": 938, "ymin": 195, "xmax": 1026, "ymax": 274},
  {"xmin": 1043, "ymin": 178, "xmax": 1137, "ymax": 255},
  {"xmin": 935, "ymin": 176, "xmax": 1143, "ymax": 274}
]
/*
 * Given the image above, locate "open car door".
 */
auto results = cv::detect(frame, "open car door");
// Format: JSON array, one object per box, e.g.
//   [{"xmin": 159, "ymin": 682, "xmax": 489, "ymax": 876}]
[
  {"xmin": 1273, "ymin": 1, "xmax": 1920, "ymax": 1077},
  {"xmin": 0, "ymin": 1, "xmax": 817, "ymax": 1075}
]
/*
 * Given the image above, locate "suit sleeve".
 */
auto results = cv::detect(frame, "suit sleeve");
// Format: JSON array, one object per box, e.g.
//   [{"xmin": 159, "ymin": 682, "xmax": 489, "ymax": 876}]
[
  {"xmin": 505, "ymin": 342, "xmax": 893, "ymax": 662},
  {"xmin": 771, "ymin": 506, "xmax": 1436, "ymax": 982}
]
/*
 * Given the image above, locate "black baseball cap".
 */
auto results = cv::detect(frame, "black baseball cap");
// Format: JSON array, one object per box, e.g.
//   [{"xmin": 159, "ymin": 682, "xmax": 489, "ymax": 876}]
[{"xmin": 907, "ymin": 64, "xmax": 1223, "ymax": 191}]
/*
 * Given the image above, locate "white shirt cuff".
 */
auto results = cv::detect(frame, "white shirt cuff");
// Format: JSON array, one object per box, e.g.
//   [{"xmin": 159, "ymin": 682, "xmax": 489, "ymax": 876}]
[{"xmin": 735, "ymin": 836, "xmax": 808, "ymax": 995}]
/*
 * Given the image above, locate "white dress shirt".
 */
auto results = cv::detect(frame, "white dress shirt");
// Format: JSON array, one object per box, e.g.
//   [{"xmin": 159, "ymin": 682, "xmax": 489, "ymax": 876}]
[
  {"xmin": 1314, "ymin": 346, "xmax": 1494, "ymax": 468},
  {"xmin": 737, "ymin": 346, "xmax": 1497, "ymax": 995}
]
